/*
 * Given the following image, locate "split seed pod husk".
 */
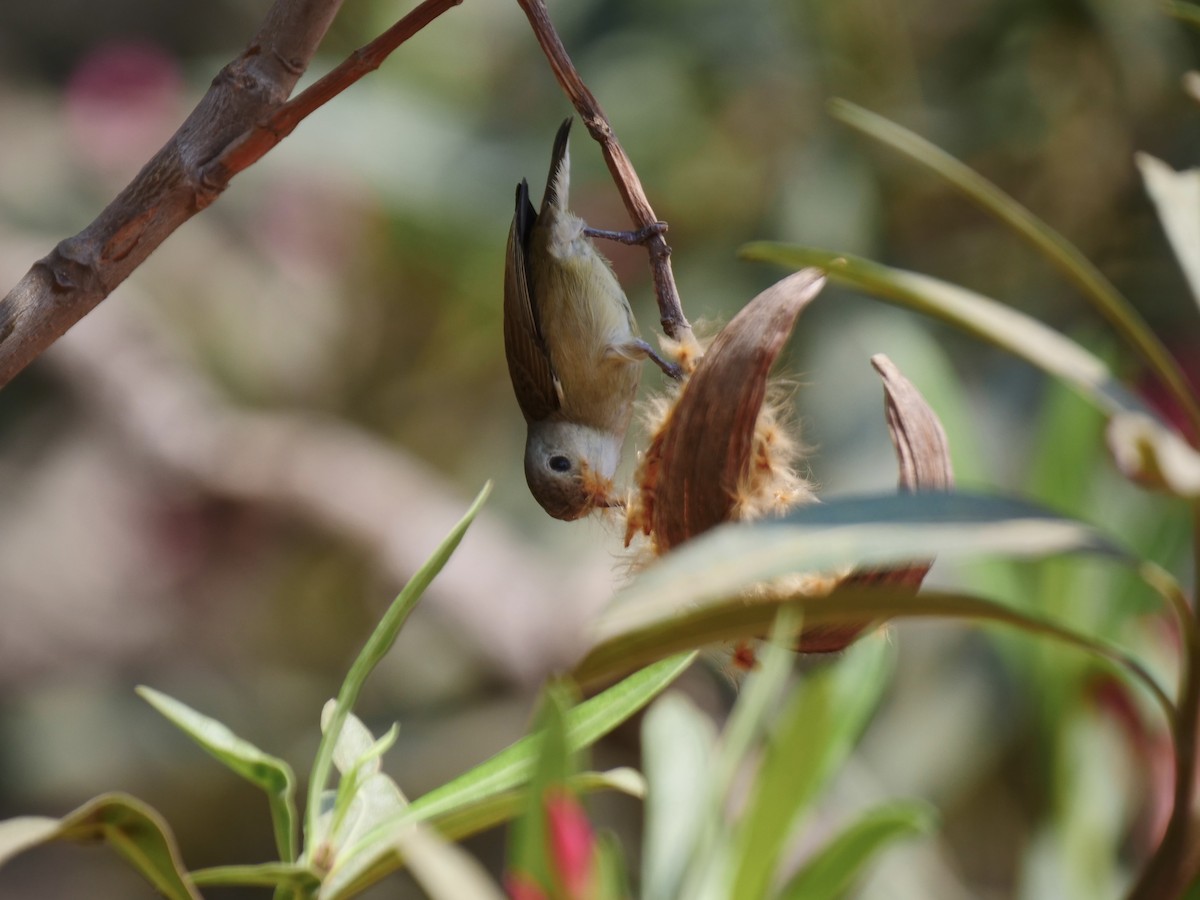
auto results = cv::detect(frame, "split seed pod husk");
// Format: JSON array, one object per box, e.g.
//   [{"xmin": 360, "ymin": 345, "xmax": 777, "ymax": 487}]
[
  {"xmin": 628, "ymin": 269, "xmax": 954, "ymax": 656},
  {"xmin": 798, "ymin": 354, "xmax": 955, "ymax": 652},
  {"xmin": 633, "ymin": 269, "xmax": 825, "ymax": 552}
]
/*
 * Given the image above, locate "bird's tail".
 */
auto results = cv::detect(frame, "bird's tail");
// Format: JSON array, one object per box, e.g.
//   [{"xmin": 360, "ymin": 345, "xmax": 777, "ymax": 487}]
[{"xmin": 540, "ymin": 117, "xmax": 572, "ymax": 214}]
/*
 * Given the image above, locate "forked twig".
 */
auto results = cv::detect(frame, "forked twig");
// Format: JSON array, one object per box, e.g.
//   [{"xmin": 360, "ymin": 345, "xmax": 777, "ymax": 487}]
[
  {"xmin": 0, "ymin": 0, "xmax": 463, "ymax": 389},
  {"xmin": 515, "ymin": 0, "xmax": 693, "ymax": 343}
]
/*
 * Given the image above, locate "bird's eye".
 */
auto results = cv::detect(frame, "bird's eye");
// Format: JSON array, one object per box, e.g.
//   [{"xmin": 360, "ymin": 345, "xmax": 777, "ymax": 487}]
[{"xmin": 548, "ymin": 454, "xmax": 572, "ymax": 473}]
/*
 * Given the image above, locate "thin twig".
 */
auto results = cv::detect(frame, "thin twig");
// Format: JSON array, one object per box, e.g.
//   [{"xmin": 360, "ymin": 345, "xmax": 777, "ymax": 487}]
[
  {"xmin": 204, "ymin": 0, "xmax": 464, "ymax": 185},
  {"xmin": 0, "ymin": 0, "xmax": 463, "ymax": 390},
  {"xmin": 514, "ymin": 0, "xmax": 693, "ymax": 343}
]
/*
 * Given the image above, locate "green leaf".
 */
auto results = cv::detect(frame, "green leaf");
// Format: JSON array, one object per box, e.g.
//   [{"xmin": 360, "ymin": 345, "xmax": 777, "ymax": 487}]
[
  {"xmin": 318, "ymin": 653, "xmax": 693, "ymax": 899},
  {"xmin": 432, "ymin": 769, "xmax": 645, "ymax": 844},
  {"xmin": 585, "ymin": 586, "xmax": 1173, "ymax": 732},
  {"xmin": 740, "ymin": 245, "xmax": 1200, "ymax": 501},
  {"xmin": 138, "ymin": 686, "xmax": 298, "ymax": 862},
  {"xmin": 508, "ymin": 684, "xmax": 577, "ymax": 895},
  {"xmin": 823, "ymin": 99, "xmax": 1200, "ymax": 434},
  {"xmin": 594, "ymin": 830, "xmax": 632, "ymax": 900},
  {"xmin": 777, "ymin": 801, "xmax": 937, "ymax": 900},
  {"xmin": 1164, "ymin": 0, "xmax": 1200, "ymax": 29},
  {"xmin": 672, "ymin": 612, "xmax": 805, "ymax": 900},
  {"xmin": 0, "ymin": 793, "xmax": 199, "ymax": 900},
  {"xmin": 1135, "ymin": 153, "xmax": 1200, "ymax": 310},
  {"xmin": 312, "ymin": 705, "xmax": 407, "ymax": 873},
  {"xmin": 1106, "ymin": 412, "xmax": 1200, "ymax": 497},
  {"xmin": 641, "ymin": 694, "xmax": 718, "ymax": 900},
  {"xmin": 191, "ymin": 862, "xmax": 321, "ymax": 890},
  {"xmin": 730, "ymin": 636, "xmax": 893, "ymax": 900},
  {"xmin": 305, "ymin": 482, "xmax": 492, "ymax": 857},
  {"xmin": 395, "ymin": 825, "xmax": 507, "ymax": 900},
  {"xmin": 594, "ymin": 492, "xmax": 1127, "ymax": 647},
  {"xmin": 739, "ymin": 245, "xmax": 1148, "ymax": 421}
]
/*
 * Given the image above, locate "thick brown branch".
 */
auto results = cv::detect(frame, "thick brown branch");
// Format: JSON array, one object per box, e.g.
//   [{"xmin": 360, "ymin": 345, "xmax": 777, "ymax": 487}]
[
  {"xmin": 515, "ymin": 0, "xmax": 692, "ymax": 343},
  {"xmin": 0, "ymin": 0, "xmax": 463, "ymax": 390}
]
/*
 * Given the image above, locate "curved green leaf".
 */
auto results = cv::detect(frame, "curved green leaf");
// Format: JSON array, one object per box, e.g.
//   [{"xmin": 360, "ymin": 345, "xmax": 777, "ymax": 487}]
[
  {"xmin": 318, "ymin": 653, "xmax": 693, "ymax": 899},
  {"xmin": 823, "ymin": 99, "xmax": 1200, "ymax": 434},
  {"xmin": 731, "ymin": 636, "xmax": 893, "ymax": 900},
  {"xmin": 432, "ymin": 769, "xmax": 645, "ymax": 844},
  {"xmin": 1164, "ymin": 1, "xmax": 1200, "ymax": 29},
  {"xmin": 739, "ymin": 245, "xmax": 1148, "ymax": 420},
  {"xmin": 598, "ymin": 492, "xmax": 1128, "ymax": 642},
  {"xmin": 508, "ymin": 685, "xmax": 575, "ymax": 895},
  {"xmin": 581, "ymin": 586, "xmax": 1172, "ymax": 729},
  {"xmin": 395, "ymin": 825, "xmax": 507, "ymax": 900},
  {"xmin": 1136, "ymin": 153, "xmax": 1200, "ymax": 309},
  {"xmin": 641, "ymin": 694, "xmax": 717, "ymax": 900},
  {"xmin": 673, "ymin": 612, "xmax": 807, "ymax": 899},
  {"xmin": 191, "ymin": 862, "xmax": 320, "ymax": 890},
  {"xmin": 305, "ymin": 481, "xmax": 492, "ymax": 855},
  {"xmin": 778, "ymin": 802, "xmax": 937, "ymax": 900},
  {"xmin": 138, "ymin": 686, "xmax": 297, "ymax": 862},
  {"xmin": 0, "ymin": 793, "xmax": 199, "ymax": 900},
  {"xmin": 739, "ymin": 246, "xmax": 1200, "ymax": 498}
]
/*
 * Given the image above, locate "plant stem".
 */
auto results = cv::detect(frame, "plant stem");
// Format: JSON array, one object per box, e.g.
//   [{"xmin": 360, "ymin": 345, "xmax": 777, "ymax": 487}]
[{"xmin": 1130, "ymin": 559, "xmax": 1200, "ymax": 899}]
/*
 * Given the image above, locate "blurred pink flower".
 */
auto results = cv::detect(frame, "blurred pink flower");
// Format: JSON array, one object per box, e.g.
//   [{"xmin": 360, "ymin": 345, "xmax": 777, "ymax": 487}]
[{"xmin": 546, "ymin": 787, "xmax": 596, "ymax": 899}]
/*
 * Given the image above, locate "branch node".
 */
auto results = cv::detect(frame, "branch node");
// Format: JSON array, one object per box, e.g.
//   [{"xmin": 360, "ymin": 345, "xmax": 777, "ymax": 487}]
[{"xmin": 273, "ymin": 49, "xmax": 307, "ymax": 76}]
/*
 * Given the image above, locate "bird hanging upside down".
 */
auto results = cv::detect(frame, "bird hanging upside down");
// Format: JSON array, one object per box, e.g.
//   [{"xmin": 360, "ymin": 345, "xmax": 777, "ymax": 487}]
[{"xmin": 503, "ymin": 117, "xmax": 677, "ymax": 520}]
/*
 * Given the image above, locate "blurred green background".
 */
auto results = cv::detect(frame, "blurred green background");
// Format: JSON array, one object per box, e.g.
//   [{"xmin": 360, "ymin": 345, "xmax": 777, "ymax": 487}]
[{"xmin": 0, "ymin": 0, "xmax": 1198, "ymax": 897}]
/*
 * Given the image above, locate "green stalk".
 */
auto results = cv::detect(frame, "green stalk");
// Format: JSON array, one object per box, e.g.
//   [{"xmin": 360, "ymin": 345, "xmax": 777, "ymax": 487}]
[{"xmin": 1129, "ymin": 561, "xmax": 1200, "ymax": 899}]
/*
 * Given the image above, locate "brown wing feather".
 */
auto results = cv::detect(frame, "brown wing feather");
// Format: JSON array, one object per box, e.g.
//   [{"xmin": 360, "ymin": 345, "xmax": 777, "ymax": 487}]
[{"xmin": 504, "ymin": 179, "xmax": 561, "ymax": 423}]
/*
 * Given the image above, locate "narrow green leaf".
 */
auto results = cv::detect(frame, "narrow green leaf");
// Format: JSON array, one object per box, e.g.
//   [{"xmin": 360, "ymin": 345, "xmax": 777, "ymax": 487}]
[
  {"xmin": 594, "ymin": 830, "xmax": 631, "ymax": 900},
  {"xmin": 397, "ymin": 825, "xmax": 507, "ymax": 900},
  {"xmin": 730, "ymin": 637, "xmax": 893, "ymax": 900},
  {"xmin": 0, "ymin": 817, "xmax": 64, "ymax": 867},
  {"xmin": 739, "ymin": 245, "xmax": 1148, "ymax": 421},
  {"xmin": 305, "ymin": 482, "xmax": 492, "ymax": 855},
  {"xmin": 509, "ymin": 685, "xmax": 576, "ymax": 894},
  {"xmin": 641, "ymin": 694, "xmax": 717, "ymax": 900},
  {"xmin": 138, "ymin": 686, "xmax": 297, "ymax": 862},
  {"xmin": 319, "ymin": 654, "xmax": 693, "ymax": 899},
  {"xmin": 740, "ymin": 245, "xmax": 1200, "ymax": 497},
  {"xmin": 432, "ymin": 770, "xmax": 645, "ymax": 844},
  {"xmin": 191, "ymin": 862, "xmax": 321, "ymax": 890},
  {"xmin": 596, "ymin": 492, "xmax": 1126, "ymax": 646},
  {"xmin": 1107, "ymin": 411, "xmax": 1200, "ymax": 497},
  {"xmin": 0, "ymin": 793, "xmax": 200, "ymax": 900},
  {"xmin": 316, "ymin": 771, "xmax": 643, "ymax": 900},
  {"xmin": 1186, "ymin": 72, "xmax": 1200, "ymax": 104},
  {"xmin": 1164, "ymin": 0, "xmax": 1200, "ymax": 29},
  {"xmin": 778, "ymin": 802, "xmax": 937, "ymax": 900},
  {"xmin": 1136, "ymin": 153, "xmax": 1200, "ymax": 309},
  {"xmin": 582, "ymin": 585, "xmax": 1173, "ymax": 730},
  {"xmin": 823, "ymin": 99, "xmax": 1200, "ymax": 434},
  {"xmin": 403, "ymin": 652, "xmax": 693, "ymax": 826},
  {"xmin": 673, "ymin": 612, "xmax": 805, "ymax": 900},
  {"xmin": 312, "ymin": 705, "xmax": 407, "ymax": 873}
]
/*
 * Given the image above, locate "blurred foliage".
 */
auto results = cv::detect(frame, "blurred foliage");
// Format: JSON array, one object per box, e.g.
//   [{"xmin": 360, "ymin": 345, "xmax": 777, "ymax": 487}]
[{"xmin": 1, "ymin": 0, "xmax": 1199, "ymax": 898}]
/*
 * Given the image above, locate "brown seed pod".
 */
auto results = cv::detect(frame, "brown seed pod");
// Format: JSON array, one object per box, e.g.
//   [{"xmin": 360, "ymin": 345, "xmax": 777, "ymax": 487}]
[
  {"xmin": 646, "ymin": 269, "xmax": 825, "ymax": 551},
  {"xmin": 799, "ymin": 353, "xmax": 956, "ymax": 652},
  {"xmin": 624, "ymin": 270, "xmax": 954, "ymax": 658}
]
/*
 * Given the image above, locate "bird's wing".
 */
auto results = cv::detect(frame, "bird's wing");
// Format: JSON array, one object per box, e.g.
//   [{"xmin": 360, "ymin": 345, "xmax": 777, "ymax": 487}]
[{"xmin": 504, "ymin": 179, "xmax": 562, "ymax": 422}]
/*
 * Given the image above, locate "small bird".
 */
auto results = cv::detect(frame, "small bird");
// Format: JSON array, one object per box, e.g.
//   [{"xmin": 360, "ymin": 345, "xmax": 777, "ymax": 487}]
[{"xmin": 504, "ymin": 118, "xmax": 675, "ymax": 521}]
